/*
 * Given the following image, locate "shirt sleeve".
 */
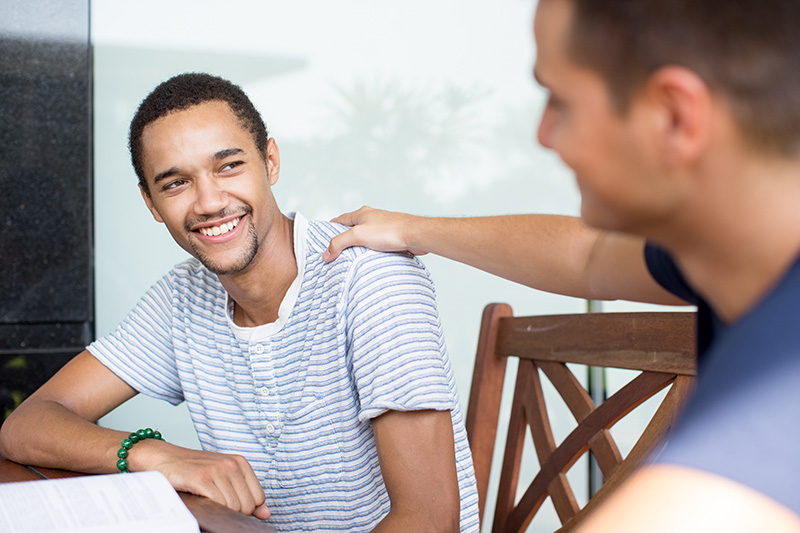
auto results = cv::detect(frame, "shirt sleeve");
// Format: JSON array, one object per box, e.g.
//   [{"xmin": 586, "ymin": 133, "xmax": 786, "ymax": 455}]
[
  {"xmin": 644, "ymin": 243, "xmax": 701, "ymax": 305},
  {"xmin": 341, "ymin": 252, "xmax": 458, "ymax": 422},
  {"xmin": 87, "ymin": 273, "xmax": 184, "ymax": 405}
]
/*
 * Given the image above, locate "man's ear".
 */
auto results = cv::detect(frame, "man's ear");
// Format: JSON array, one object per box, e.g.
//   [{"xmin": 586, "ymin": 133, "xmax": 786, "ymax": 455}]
[
  {"xmin": 139, "ymin": 184, "xmax": 164, "ymax": 223},
  {"xmin": 642, "ymin": 66, "xmax": 712, "ymax": 168},
  {"xmin": 266, "ymin": 137, "xmax": 280, "ymax": 186}
]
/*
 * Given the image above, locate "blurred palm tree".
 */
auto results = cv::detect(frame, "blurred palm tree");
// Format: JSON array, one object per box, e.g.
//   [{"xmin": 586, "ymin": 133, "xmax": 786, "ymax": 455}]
[{"xmin": 279, "ymin": 79, "xmax": 486, "ymax": 214}]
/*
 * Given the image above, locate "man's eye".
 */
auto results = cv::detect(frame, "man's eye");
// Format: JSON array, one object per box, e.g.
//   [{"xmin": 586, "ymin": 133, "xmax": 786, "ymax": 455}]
[
  {"xmin": 546, "ymin": 93, "xmax": 565, "ymax": 111},
  {"xmin": 221, "ymin": 161, "xmax": 243, "ymax": 172},
  {"xmin": 163, "ymin": 179, "xmax": 185, "ymax": 190}
]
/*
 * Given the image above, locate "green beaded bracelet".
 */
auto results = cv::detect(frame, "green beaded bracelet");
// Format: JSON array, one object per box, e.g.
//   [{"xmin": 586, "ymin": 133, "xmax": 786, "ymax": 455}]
[{"xmin": 116, "ymin": 428, "xmax": 164, "ymax": 473}]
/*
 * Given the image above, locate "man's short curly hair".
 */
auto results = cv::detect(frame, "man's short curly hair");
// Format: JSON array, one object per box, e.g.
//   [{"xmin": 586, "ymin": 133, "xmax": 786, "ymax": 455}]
[{"xmin": 129, "ymin": 73, "xmax": 269, "ymax": 196}]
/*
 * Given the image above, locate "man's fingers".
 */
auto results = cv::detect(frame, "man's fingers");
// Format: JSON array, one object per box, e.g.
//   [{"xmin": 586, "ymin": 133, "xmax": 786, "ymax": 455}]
[
  {"xmin": 224, "ymin": 456, "xmax": 267, "ymax": 516},
  {"xmin": 184, "ymin": 471, "xmax": 227, "ymax": 509},
  {"xmin": 209, "ymin": 470, "xmax": 266, "ymax": 518},
  {"xmin": 330, "ymin": 205, "xmax": 373, "ymax": 226},
  {"xmin": 325, "ymin": 206, "xmax": 421, "ymax": 260},
  {"xmin": 326, "ymin": 206, "xmax": 375, "ymax": 262},
  {"xmin": 238, "ymin": 457, "xmax": 268, "ymax": 515},
  {"xmin": 323, "ymin": 229, "xmax": 356, "ymax": 262},
  {"xmin": 169, "ymin": 453, "xmax": 267, "ymax": 518},
  {"xmin": 253, "ymin": 503, "xmax": 271, "ymax": 520},
  {"xmin": 216, "ymin": 477, "xmax": 243, "ymax": 512},
  {"xmin": 196, "ymin": 461, "xmax": 243, "ymax": 512}
]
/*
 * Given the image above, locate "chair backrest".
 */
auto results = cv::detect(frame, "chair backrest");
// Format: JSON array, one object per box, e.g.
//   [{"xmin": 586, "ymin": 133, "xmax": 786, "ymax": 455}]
[{"xmin": 465, "ymin": 304, "xmax": 696, "ymax": 532}]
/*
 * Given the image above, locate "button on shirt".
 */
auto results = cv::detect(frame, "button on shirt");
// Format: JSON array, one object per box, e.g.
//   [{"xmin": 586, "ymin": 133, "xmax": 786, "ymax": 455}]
[{"xmin": 243, "ymin": 341, "xmax": 282, "ymax": 444}]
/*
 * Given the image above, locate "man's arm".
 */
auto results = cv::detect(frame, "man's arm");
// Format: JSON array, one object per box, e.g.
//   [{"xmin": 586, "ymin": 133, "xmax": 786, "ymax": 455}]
[
  {"xmin": 370, "ymin": 409, "xmax": 460, "ymax": 532},
  {"xmin": 577, "ymin": 465, "xmax": 800, "ymax": 532},
  {"xmin": 0, "ymin": 350, "xmax": 270, "ymax": 520},
  {"xmin": 324, "ymin": 207, "xmax": 685, "ymax": 305}
]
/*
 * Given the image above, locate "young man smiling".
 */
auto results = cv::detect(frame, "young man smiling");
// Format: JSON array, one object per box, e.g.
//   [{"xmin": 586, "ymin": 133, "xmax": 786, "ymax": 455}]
[
  {"xmin": 0, "ymin": 73, "xmax": 479, "ymax": 532},
  {"xmin": 324, "ymin": 0, "xmax": 800, "ymax": 531}
]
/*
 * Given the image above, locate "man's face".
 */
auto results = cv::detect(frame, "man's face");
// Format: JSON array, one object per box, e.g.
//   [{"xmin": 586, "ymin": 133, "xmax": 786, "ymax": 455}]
[
  {"xmin": 139, "ymin": 100, "xmax": 280, "ymax": 276},
  {"xmin": 533, "ymin": 0, "xmax": 674, "ymax": 234}
]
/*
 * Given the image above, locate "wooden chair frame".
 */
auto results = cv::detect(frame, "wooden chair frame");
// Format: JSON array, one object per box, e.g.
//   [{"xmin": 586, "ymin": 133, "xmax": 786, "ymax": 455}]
[{"xmin": 465, "ymin": 304, "xmax": 696, "ymax": 532}]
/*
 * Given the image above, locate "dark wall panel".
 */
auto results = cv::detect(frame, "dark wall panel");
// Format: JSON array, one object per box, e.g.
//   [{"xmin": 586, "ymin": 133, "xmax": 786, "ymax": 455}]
[{"xmin": 0, "ymin": 0, "xmax": 92, "ymax": 417}]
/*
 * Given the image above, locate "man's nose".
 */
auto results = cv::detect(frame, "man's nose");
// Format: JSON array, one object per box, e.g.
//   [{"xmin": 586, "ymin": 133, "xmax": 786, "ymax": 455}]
[
  {"xmin": 193, "ymin": 176, "xmax": 228, "ymax": 214},
  {"xmin": 537, "ymin": 105, "xmax": 556, "ymax": 149}
]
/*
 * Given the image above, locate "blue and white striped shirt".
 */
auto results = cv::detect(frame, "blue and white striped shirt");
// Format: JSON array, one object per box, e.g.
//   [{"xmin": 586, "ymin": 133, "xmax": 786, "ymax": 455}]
[{"xmin": 89, "ymin": 213, "xmax": 479, "ymax": 532}]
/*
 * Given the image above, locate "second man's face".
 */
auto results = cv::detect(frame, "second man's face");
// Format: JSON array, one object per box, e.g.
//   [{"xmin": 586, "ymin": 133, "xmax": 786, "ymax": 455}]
[
  {"xmin": 139, "ymin": 100, "xmax": 280, "ymax": 276},
  {"xmin": 533, "ymin": 0, "xmax": 682, "ymax": 236}
]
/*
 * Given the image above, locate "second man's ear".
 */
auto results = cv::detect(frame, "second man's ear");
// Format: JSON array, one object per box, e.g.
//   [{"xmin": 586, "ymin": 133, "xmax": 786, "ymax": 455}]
[{"xmin": 644, "ymin": 65, "xmax": 713, "ymax": 168}]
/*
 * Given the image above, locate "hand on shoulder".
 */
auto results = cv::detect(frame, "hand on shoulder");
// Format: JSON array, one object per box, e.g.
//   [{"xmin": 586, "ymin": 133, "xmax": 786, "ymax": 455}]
[{"xmin": 323, "ymin": 206, "xmax": 427, "ymax": 262}]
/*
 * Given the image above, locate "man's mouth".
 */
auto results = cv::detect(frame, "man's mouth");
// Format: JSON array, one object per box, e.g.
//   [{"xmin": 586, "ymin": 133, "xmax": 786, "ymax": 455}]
[{"xmin": 198, "ymin": 217, "xmax": 241, "ymax": 237}]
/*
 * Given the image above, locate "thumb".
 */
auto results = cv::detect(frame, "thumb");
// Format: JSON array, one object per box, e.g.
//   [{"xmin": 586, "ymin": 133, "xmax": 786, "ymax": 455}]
[
  {"xmin": 253, "ymin": 503, "xmax": 271, "ymax": 520},
  {"xmin": 323, "ymin": 230, "xmax": 356, "ymax": 263}
]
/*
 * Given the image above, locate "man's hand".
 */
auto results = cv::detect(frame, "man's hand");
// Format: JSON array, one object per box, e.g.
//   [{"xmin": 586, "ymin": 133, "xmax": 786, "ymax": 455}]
[
  {"xmin": 324, "ymin": 206, "xmax": 428, "ymax": 262},
  {"xmin": 143, "ymin": 443, "xmax": 270, "ymax": 520}
]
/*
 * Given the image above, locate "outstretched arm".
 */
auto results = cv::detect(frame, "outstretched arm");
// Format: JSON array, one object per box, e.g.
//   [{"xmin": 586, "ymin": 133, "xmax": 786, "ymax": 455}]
[
  {"xmin": 0, "ymin": 350, "xmax": 270, "ymax": 520},
  {"xmin": 324, "ymin": 206, "xmax": 685, "ymax": 305},
  {"xmin": 371, "ymin": 409, "xmax": 461, "ymax": 532}
]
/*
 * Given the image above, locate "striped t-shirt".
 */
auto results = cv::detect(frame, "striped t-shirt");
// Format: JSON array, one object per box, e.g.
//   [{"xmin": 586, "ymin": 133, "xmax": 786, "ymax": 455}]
[{"xmin": 89, "ymin": 212, "xmax": 480, "ymax": 532}]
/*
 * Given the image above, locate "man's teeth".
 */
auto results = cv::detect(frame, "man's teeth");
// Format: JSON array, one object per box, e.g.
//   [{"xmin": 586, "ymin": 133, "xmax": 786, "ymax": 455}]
[{"xmin": 199, "ymin": 217, "xmax": 240, "ymax": 237}]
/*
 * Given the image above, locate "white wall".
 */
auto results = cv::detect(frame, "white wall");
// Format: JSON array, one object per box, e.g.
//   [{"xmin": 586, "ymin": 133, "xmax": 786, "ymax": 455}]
[{"xmin": 91, "ymin": 2, "xmax": 689, "ymax": 529}]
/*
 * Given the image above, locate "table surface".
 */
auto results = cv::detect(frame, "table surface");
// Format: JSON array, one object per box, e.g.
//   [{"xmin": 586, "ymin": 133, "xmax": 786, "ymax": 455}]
[{"xmin": 0, "ymin": 454, "xmax": 277, "ymax": 533}]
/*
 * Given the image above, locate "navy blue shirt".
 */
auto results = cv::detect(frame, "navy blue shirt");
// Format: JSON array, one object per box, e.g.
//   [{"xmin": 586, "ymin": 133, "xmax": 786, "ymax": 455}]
[{"xmin": 646, "ymin": 244, "xmax": 800, "ymax": 514}]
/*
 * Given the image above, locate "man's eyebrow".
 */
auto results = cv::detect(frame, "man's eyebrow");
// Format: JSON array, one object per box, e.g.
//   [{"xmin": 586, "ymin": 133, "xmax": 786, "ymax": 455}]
[
  {"xmin": 153, "ymin": 167, "xmax": 179, "ymax": 185},
  {"xmin": 151, "ymin": 148, "xmax": 244, "ymax": 185},
  {"xmin": 213, "ymin": 147, "xmax": 244, "ymax": 160}
]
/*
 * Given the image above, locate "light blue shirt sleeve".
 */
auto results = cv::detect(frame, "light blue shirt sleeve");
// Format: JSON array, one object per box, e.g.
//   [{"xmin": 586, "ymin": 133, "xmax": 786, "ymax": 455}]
[{"xmin": 342, "ymin": 251, "xmax": 457, "ymax": 422}]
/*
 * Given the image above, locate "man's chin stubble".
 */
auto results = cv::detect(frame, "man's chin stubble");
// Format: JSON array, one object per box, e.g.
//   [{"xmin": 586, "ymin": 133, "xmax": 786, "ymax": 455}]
[{"xmin": 191, "ymin": 224, "xmax": 259, "ymax": 276}]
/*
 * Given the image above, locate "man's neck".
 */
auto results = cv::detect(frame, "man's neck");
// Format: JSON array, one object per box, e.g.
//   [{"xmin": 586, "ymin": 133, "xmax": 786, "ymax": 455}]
[
  {"xmin": 660, "ymin": 156, "xmax": 800, "ymax": 323},
  {"xmin": 222, "ymin": 215, "xmax": 297, "ymax": 328}
]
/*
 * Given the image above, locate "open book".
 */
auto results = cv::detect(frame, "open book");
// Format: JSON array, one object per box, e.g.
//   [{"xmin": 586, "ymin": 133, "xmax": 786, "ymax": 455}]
[{"xmin": 0, "ymin": 471, "xmax": 199, "ymax": 532}]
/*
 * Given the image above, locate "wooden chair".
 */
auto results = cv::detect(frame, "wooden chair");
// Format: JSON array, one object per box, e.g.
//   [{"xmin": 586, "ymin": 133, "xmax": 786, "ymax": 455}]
[{"xmin": 465, "ymin": 304, "xmax": 696, "ymax": 532}]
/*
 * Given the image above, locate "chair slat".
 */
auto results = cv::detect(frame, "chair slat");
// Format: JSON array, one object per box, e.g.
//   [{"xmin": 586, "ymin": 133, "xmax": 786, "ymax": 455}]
[
  {"xmin": 519, "ymin": 362, "xmax": 579, "ymax": 523},
  {"xmin": 537, "ymin": 361, "xmax": 623, "ymax": 478},
  {"xmin": 493, "ymin": 370, "xmax": 530, "ymax": 532},
  {"xmin": 467, "ymin": 303, "xmax": 514, "ymax": 522},
  {"xmin": 496, "ymin": 312, "xmax": 696, "ymax": 375}
]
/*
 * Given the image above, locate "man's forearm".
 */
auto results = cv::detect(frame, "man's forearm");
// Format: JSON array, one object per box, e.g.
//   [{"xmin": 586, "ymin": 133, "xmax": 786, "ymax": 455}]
[
  {"xmin": 0, "ymin": 398, "xmax": 135, "ymax": 473},
  {"xmin": 403, "ymin": 214, "xmax": 609, "ymax": 298},
  {"xmin": 0, "ymin": 398, "xmax": 271, "ymax": 519},
  {"xmin": 328, "ymin": 209, "xmax": 608, "ymax": 297}
]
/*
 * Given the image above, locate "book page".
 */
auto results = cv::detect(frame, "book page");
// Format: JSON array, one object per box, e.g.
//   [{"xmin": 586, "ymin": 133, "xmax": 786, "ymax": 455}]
[{"xmin": 0, "ymin": 471, "xmax": 199, "ymax": 532}]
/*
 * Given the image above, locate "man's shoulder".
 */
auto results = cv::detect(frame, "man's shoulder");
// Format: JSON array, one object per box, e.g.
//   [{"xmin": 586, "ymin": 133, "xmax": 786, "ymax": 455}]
[
  {"xmin": 305, "ymin": 219, "xmax": 426, "ymax": 270},
  {"xmin": 304, "ymin": 219, "xmax": 362, "ymax": 259}
]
